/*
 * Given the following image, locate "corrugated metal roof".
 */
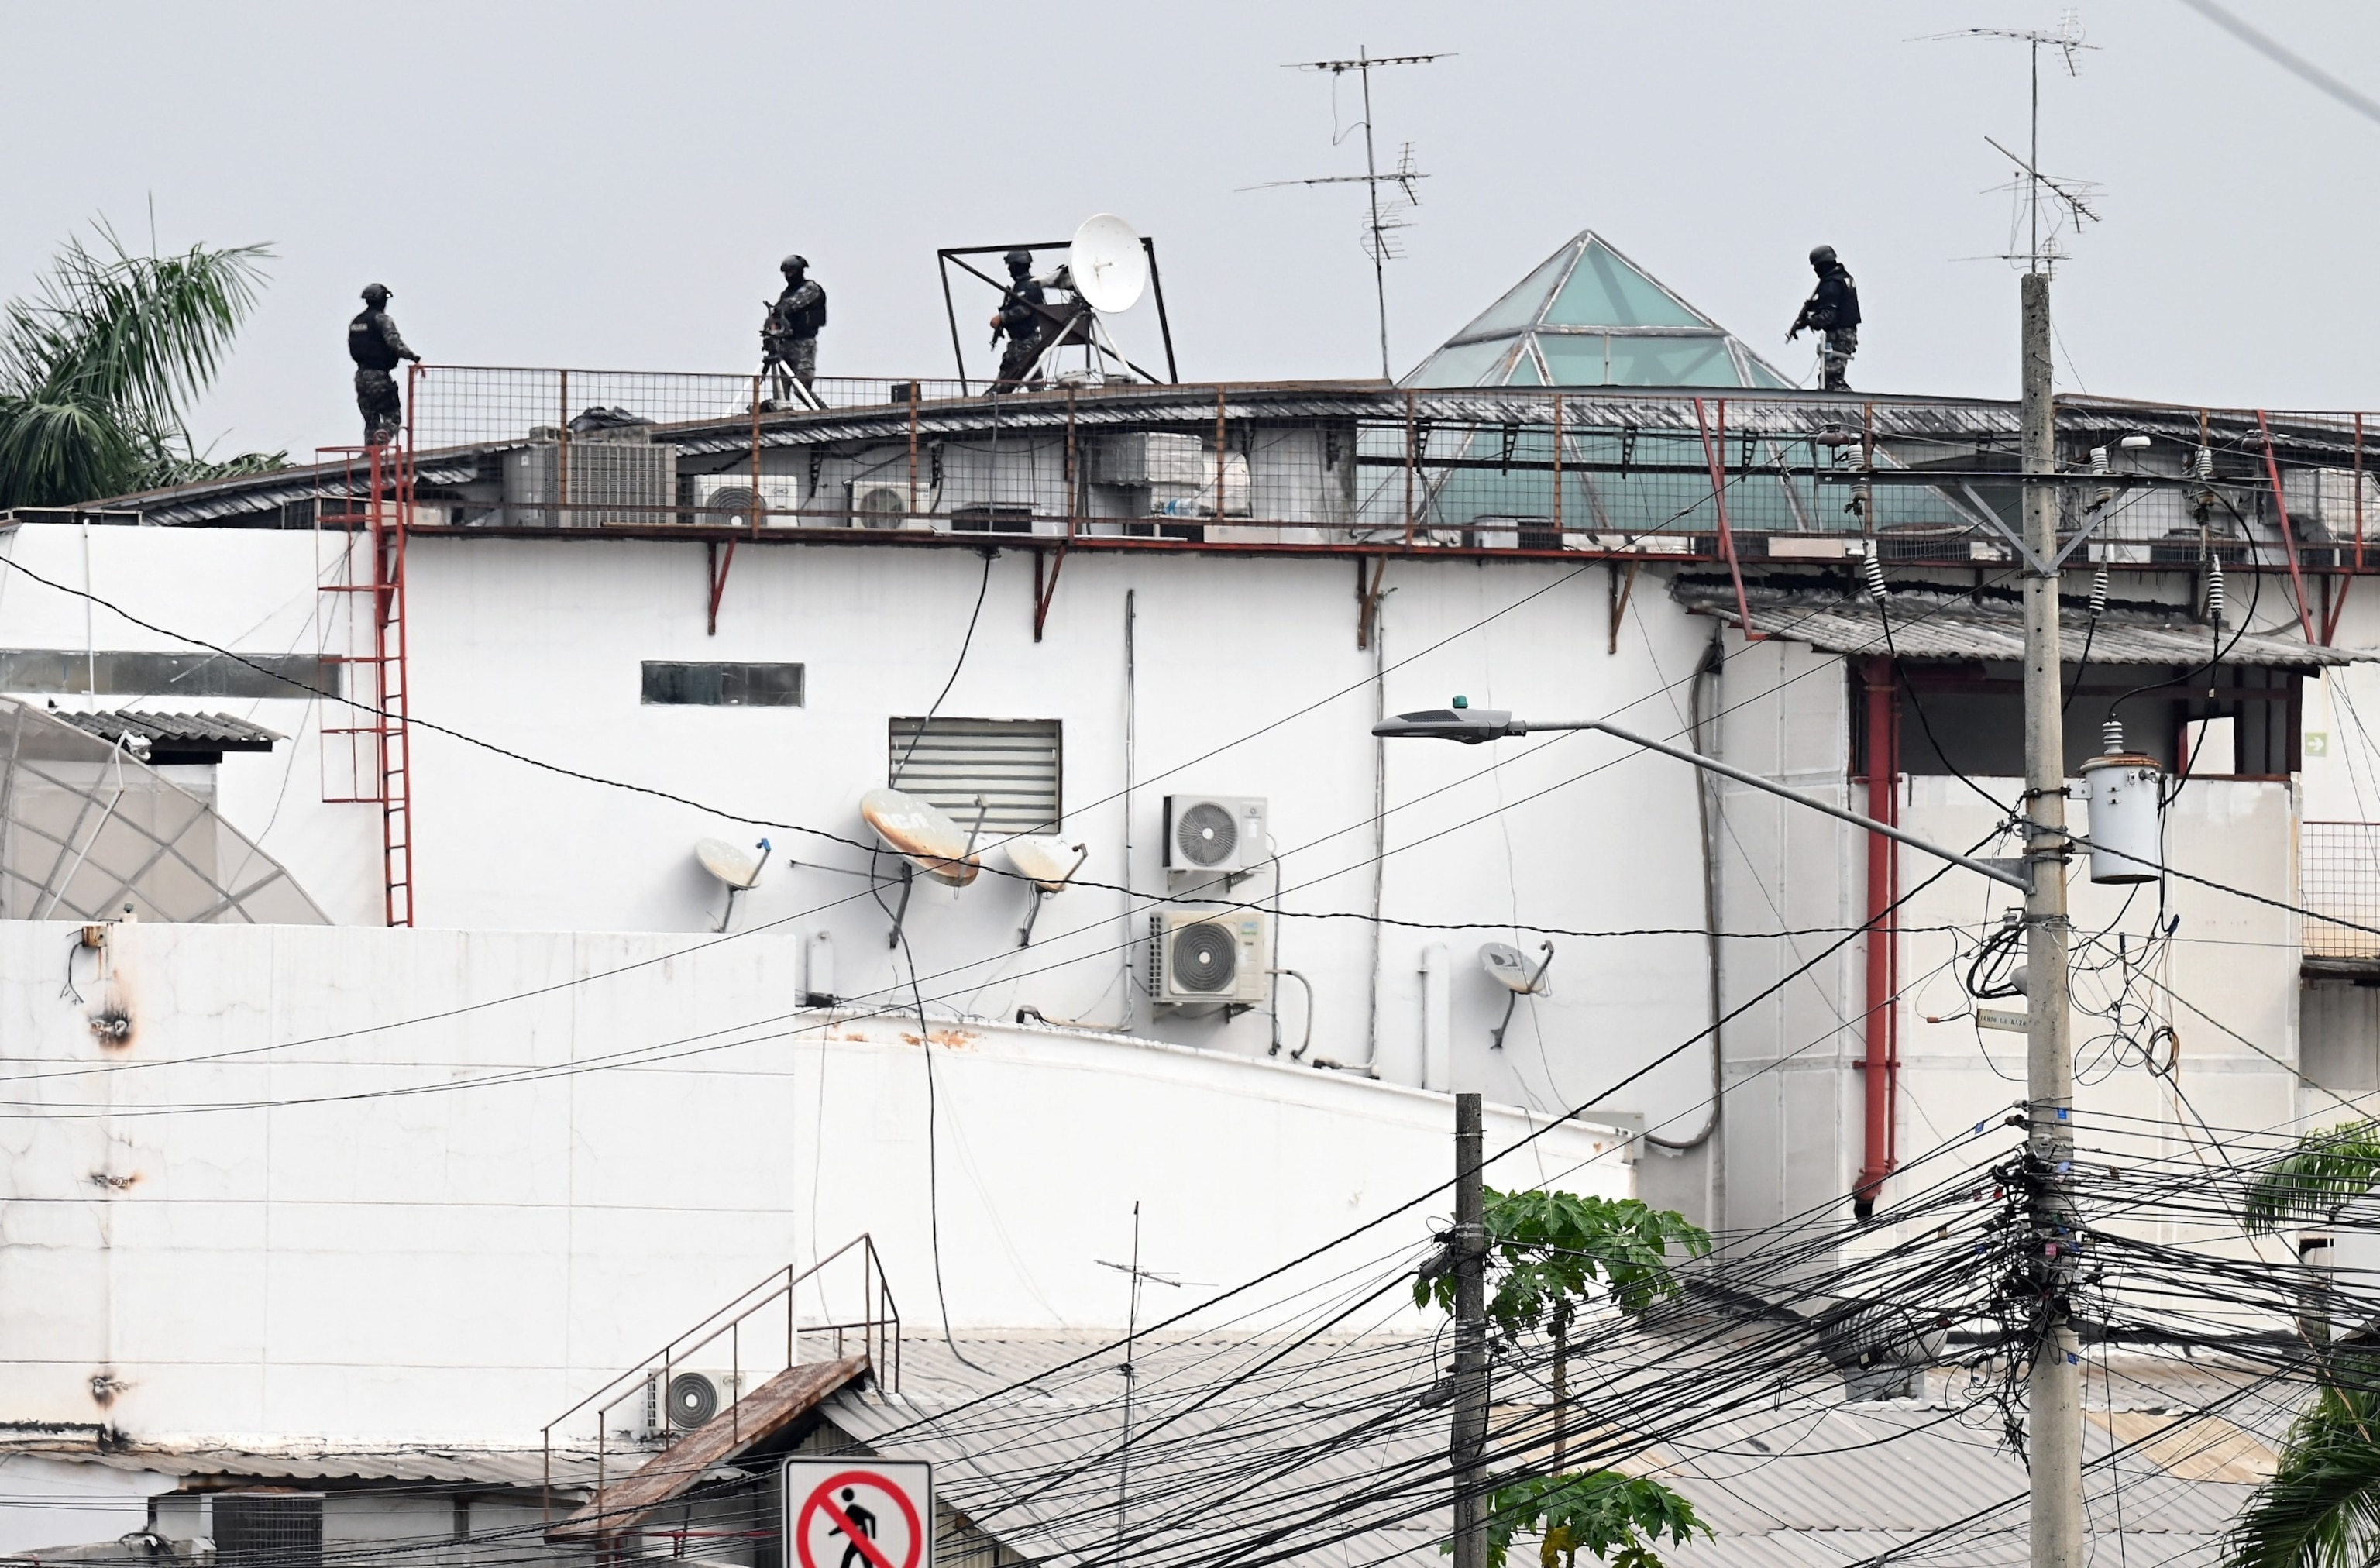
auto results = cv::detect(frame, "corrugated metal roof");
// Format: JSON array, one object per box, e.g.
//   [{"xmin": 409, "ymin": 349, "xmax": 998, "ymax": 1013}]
[
  {"xmin": 811, "ymin": 1335, "xmax": 2279, "ymax": 1568},
  {"xmin": 0, "ymin": 1440, "xmax": 605, "ymax": 1490},
  {"xmin": 57, "ymin": 710, "xmax": 284, "ymax": 751},
  {"xmin": 1673, "ymin": 581, "xmax": 2358, "ymax": 667}
]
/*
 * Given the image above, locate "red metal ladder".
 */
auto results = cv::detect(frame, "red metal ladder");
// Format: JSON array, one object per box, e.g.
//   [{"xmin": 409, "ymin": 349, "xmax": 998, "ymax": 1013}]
[{"xmin": 315, "ymin": 443, "xmax": 415, "ymax": 927}]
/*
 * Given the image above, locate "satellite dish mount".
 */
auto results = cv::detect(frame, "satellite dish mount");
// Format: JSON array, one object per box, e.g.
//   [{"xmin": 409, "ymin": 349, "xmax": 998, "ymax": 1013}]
[
  {"xmin": 1479, "ymin": 940, "xmax": 1555, "ymax": 1049},
  {"xmin": 935, "ymin": 218, "xmax": 1179, "ymax": 394}
]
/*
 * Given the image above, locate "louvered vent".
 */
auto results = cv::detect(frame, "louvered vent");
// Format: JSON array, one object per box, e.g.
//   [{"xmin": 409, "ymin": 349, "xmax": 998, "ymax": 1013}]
[{"xmin": 886, "ymin": 718, "xmax": 1061, "ymax": 835}]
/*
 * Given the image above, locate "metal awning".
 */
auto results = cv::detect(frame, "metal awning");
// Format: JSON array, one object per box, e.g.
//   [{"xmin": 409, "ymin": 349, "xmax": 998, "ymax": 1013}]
[
  {"xmin": 57, "ymin": 710, "xmax": 284, "ymax": 764},
  {"xmin": 1673, "ymin": 581, "xmax": 2359, "ymax": 667}
]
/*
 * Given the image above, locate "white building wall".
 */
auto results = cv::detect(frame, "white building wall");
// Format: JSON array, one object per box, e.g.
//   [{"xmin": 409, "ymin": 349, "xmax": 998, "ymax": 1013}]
[
  {"xmin": 0, "ymin": 524, "xmax": 1721, "ymax": 1133},
  {"xmin": 0, "ymin": 919, "xmax": 1630, "ymax": 1446}
]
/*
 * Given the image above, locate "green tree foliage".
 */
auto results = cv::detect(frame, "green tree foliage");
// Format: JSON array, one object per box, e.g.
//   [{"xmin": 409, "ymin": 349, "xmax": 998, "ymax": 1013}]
[
  {"xmin": 1483, "ymin": 1471, "xmax": 1709, "ymax": 1568},
  {"xmin": 2227, "ymin": 1120, "xmax": 2380, "ymax": 1568},
  {"xmin": 0, "ymin": 224, "xmax": 284, "ymax": 510},
  {"xmin": 2241, "ymin": 1121, "xmax": 2380, "ymax": 1233},
  {"xmin": 1414, "ymin": 1188, "xmax": 1714, "ymax": 1331},
  {"xmin": 1422, "ymin": 1188, "xmax": 1714, "ymax": 1568},
  {"xmin": 2229, "ymin": 1377, "xmax": 2380, "ymax": 1568}
]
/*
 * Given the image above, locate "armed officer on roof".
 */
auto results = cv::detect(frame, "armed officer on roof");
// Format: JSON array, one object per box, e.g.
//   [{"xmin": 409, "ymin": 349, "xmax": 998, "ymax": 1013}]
[
  {"xmin": 762, "ymin": 255, "xmax": 827, "ymax": 402},
  {"xmin": 1787, "ymin": 245, "xmax": 1862, "ymax": 392},
  {"xmin": 989, "ymin": 249, "xmax": 1047, "ymax": 391},
  {"xmin": 348, "ymin": 284, "xmax": 421, "ymax": 446}
]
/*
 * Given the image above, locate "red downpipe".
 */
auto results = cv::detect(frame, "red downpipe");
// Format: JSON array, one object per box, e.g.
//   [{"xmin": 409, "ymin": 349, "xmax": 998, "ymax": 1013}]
[{"xmin": 1855, "ymin": 656, "xmax": 1900, "ymax": 1219}]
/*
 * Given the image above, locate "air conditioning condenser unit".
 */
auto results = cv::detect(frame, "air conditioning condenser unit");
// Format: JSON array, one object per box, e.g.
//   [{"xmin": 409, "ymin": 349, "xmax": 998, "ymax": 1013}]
[
  {"xmin": 1148, "ymin": 909, "xmax": 1269, "ymax": 1006},
  {"xmin": 1164, "ymin": 795, "xmax": 1267, "ymax": 874},
  {"xmin": 686, "ymin": 473, "xmax": 802, "ymax": 526},
  {"xmin": 659, "ymin": 1368, "xmax": 747, "ymax": 1432}
]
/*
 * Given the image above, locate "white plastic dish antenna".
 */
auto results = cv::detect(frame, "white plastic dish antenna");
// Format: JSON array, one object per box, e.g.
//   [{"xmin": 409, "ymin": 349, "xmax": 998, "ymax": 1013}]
[
  {"xmin": 1480, "ymin": 942, "xmax": 1536, "ymax": 994},
  {"xmin": 1006, "ymin": 834, "xmax": 1090, "ymax": 894},
  {"xmin": 695, "ymin": 836, "xmax": 772, "ymax": 933},
  {"xmin": 1069, "ymin": 214, "xmax": 1148, "ymax": 315},
  {"xmin": 696, "ymin": 837, "xmax": 769, "ymax": 891},
  {"xmin": 1481, "ymin": 939, "xmax": 1555, "ymax": 996},
  {"xmin": 861, "ymin": 787, "xmax": 981, "ymax": 887}
]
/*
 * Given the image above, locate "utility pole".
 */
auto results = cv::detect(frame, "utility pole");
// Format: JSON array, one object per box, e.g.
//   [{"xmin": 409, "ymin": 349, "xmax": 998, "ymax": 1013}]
[
  {"xmin": 2020, "ymin": 270, "xmax": 2083, "ymax": 1568},
  {"xmin": 1452, "ymin": 1092, "xmax": 1488, "ymax": 1568}
]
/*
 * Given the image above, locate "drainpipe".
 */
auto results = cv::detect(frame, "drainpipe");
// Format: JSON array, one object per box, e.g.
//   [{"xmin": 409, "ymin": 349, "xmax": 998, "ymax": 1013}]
[
  {"xmin": 1854, "ymin": 656, "xmax": 1900, "ymax": 1219},
  {"xmin": 1420, "ymin": 943, "xmax": 1452, "ymax": 1092}
]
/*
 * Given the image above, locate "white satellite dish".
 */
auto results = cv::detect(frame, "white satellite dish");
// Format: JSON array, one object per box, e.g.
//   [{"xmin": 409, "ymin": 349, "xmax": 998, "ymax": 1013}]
[
  {"xmin": 1479, "ymin": 940, "xmax": 1555, "ymax": 1050},
  {"xmin": 1068, "ymin": 214, "xmax": 1148, "ymax": 315},
  {"xmin": 695, "ymin": 836, "xmax": 772, "ymax": 932},
  {"xmin": 696, "ymin": 837, "xmax": 769, "ymax": 891},
  {"xmin": 1005, "ymin": 834, "xmax": 1090, "ymax": 947},
  {"xmin": 860, "ymin": 787, "xmax": 981, "ymax": 888},
  {"xmin": 1006, "ymin": 834, "xmax": 1089, "ymax": 893}
]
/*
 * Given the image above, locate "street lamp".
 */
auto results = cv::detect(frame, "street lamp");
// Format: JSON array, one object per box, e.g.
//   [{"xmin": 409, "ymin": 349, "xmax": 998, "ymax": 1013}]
[{"xmin": 1373, "ymin": 697, "xmax": 2026, "ymax": 892}]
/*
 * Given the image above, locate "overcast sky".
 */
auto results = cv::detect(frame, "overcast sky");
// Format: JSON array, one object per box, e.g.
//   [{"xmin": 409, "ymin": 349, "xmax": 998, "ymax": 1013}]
[{"xmin": 5, "ymin": 1, "xmax": 2375, "ymax": 460}]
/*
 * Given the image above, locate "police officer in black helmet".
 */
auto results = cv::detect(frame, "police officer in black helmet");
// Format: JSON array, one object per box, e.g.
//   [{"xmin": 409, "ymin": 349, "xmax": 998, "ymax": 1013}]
[
  {"xmin": 989, "ymin": 249, "xmax": 1047, "ymax": 391},
  {"xmin": 348, "ymin": 284, "xmax": 420, "ymax": 446},
  {"xmin": 1788, "ymin": 245, "xmax": 1862, "ymax": 391},
  {"xmin": 762, "ymin": 255, "xmax": 827, "ymax": 401}
]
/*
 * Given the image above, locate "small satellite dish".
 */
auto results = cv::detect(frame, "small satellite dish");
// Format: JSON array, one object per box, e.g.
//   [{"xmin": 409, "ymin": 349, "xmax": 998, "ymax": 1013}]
[
  {"xmin": 1005, "ymin": 834, "xmax": 1089, "ymax": 894},
  {"xmin": 861, "ymin": 787, "xmax": 981, "ymax": 887},
  {"xmin": 1479, "ymin": 940, "xmax": 1555, "ymax": 1050},
  {"xmin": 1005, "ymin": 834, "xmax": 1090, "ymax": 947},
  {"xmin": 696, "ymin": 837, "xmax": 768, "ymax": 891},
  {"xmin": 694, "ymin": 836, "xmax": 772, "ymax": 933},
  {"xmin": 1068, "ymin": 214, "xmax": 1148, "ymax": 315},
  {"xmin": 1480, "ymin": 943, "xmax": 1542, "ymax": 994}
]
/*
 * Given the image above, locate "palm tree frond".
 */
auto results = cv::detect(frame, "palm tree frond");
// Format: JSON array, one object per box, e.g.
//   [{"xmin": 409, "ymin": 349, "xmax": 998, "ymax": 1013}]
[
  {"xmin": 2243, "ymin": 1123, "xmax": 2380, "ymax": 1233},
  {"xmin": 2229, "ymin": 1385, "xmax": 2380, "ymax": 1568}
]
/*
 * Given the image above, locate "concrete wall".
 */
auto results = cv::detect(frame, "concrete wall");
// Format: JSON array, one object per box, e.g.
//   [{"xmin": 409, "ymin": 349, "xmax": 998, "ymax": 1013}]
[
  {"xmin": 0, "ymin": 523, "xmax": 1720, "ymax": 1144},
  {"xmin": 0, "ymin": 920, "xmax": 1629, "ymax": 1445}
]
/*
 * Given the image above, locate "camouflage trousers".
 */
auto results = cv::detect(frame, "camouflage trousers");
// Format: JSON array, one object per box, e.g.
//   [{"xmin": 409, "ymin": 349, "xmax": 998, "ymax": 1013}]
[
  {"xmin": 355, "ymin": 368, "xmax": 402, "ymax": 445},
  {"xmin": 765, "ymin": 336, "xmax": 817, "ymax": 399},
  {"xmin": 993, "ymin": 335, "xmax": 1044, "ymax": 390},
  {"xmin": 1821, "ymin": 328, "xmax": 1858, "ymax": 390}
]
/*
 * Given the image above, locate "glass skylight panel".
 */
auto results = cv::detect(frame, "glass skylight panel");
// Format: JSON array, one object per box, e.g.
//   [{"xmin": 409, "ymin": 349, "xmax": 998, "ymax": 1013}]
[
  {"xmin": 1536, "ymin": 335, "xmax": 1610, "ymax": 385},
  {"xmin": 1604, "ymin": 335, "xmax": 1736, "ymax": 387},
  {"xmin": 1446, "ymin": 247, "xmax": 1574, "ymax": 339},
  {"xmin": 1549, "ymin": 243, "xmax": 1710, "ymax": 330},
  {"xmin": 1407, "ymin": 336, "xmax": 1517, "ymax": 387}
]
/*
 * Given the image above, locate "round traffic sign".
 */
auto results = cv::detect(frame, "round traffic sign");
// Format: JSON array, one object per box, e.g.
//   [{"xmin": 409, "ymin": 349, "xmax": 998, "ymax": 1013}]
[{"xmin": 793, "ymin": 1468, "xmax": 927, "ymax": 1568}]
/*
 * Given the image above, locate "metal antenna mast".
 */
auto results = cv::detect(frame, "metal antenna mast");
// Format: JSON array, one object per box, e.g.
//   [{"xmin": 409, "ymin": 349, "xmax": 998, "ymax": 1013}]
[
  {"xmin": 1270, "ymin": 46, "xmax": 1447, "ymax": 380},
  {"xmin": 1919, "ymin": 11, "xmax": 2096, "ymax": 271}
]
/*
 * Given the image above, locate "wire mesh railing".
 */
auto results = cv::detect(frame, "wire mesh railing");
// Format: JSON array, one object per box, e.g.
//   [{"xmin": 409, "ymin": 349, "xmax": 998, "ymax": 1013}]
[
  {"xmin": 2303, "ymin": 821, "xmax": 2380, "ymax": 959},
  {"xmin": 380, "ymin": 369, "xmax": 2380, "ymax": 576}
]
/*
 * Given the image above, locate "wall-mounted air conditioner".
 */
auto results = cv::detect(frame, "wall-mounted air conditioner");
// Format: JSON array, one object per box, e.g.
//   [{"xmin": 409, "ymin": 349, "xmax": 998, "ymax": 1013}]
[
  {"xmin": 850, "ymin": 482, "xmax": 929, "ymax": 530},
  {"xmin": 686, "ymin": 473, "xmax": 802, "ymax": 527},
  {"xmin": 659, "ymin": 1368, "xmax": 747, "ymax": 1431},
  {"xmin": 1148, "ymin": 910, "xmax": 1269, "ymax": 1006},
  {"xmin": 1164, "ymin": 795, "xmax": 1267, "ymax": 874}
]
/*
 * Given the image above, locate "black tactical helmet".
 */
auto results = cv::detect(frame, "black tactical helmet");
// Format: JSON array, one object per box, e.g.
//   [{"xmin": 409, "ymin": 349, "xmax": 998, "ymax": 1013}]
[
  {"xmin": 1809, "ymin": 245, "xmax": 1838, "ymax": 270},
  {"xmin": 360, "ymin": 283, "xmax": 391, "ymax": 304},
  {"xmin": 1003, "ymin": 249, "xmax": 1034, "ymax": 270},
  {"xmin": 781, "ymin": 254, "xmax": 808, "ymax": 273}
]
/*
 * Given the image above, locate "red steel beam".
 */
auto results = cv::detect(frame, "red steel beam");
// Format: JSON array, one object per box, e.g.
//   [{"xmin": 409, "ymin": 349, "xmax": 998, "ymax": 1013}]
[
  {"xmin": 1855, "ymin": 655, "xmax": 1899, "ymax": 1216},
  {"xmin": 2256, "ymin": 409, "xmax": 2318, "ymax": 642}
]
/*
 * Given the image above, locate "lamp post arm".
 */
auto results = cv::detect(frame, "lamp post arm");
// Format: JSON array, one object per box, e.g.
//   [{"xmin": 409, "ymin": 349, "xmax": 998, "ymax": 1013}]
[{"xmin": 1518, "ymin": 718, "xmax": 2027, "ymax": 892}]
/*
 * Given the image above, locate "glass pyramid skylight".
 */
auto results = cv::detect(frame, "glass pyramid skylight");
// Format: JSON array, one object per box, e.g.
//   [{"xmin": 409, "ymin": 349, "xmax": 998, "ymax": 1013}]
[{"xmin": 1402, "ymin": 231, "xmax": 1795, "ymax": 390}]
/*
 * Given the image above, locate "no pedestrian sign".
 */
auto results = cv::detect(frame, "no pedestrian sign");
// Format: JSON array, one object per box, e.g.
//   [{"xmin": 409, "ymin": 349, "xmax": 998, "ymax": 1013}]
[{"xmin": 785, "ymin": 1459, "xmax": 933, "ymax": 1568}]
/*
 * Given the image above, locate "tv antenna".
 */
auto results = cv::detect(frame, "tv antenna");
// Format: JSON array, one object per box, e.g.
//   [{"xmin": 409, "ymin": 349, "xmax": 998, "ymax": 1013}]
[
  {"xmin": 1258, "ymin": 46, "xmax": 1449, "ymax": 380},
  {"xmin": 1917, "ymin": 10, "xmax": 2098, "ymax": 272}
]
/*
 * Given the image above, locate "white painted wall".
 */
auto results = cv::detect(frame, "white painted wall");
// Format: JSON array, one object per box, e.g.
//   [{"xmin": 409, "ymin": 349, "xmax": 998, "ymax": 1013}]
[
  {"xmin": 0, "ymin": 524, "xmax": 1720, "ymax": 1139},
  {"xmin": 0, "ymin": 920, "xmax": 1630, "ymax": 1446}
]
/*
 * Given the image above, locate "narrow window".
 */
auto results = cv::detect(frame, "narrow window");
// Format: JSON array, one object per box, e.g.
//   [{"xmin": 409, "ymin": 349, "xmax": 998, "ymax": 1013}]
[
  {"xmin": 641, "ymin": 662, "xmax": 805, "ymax": 707},
  {"xmin": 887, "ymin": 717, "xmax": 1061, "ymax": 834}
]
